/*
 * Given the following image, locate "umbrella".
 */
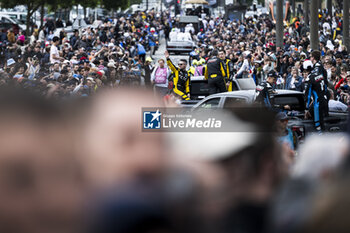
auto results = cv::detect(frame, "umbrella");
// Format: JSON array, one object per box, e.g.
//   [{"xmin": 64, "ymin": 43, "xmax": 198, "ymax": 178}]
[{"xmin": 184, "ymin": 0, "xmax": 208, "ymax": 4}]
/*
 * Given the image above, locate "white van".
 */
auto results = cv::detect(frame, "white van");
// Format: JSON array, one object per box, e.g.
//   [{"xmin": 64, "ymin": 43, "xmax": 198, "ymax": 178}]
[
  {"xmin": 123, "ymin": 4, "xmax": 147, "ymax": 14},
  {"xmin": 0, "ymin": 14, "xmax": 26, "ymax": 30},
  {"xmin": 0, "ymin": 11, "xmax": 27, "ymax": 24}
]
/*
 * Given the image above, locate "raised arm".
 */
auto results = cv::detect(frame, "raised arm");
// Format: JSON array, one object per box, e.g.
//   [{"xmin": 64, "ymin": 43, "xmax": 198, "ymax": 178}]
[{"xmin": 165, "ymin": 50, "xmax": 177, "ymax": 73}]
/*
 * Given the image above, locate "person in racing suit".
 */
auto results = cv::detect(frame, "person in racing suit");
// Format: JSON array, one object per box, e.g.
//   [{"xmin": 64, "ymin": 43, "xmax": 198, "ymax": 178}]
[
  {"xmin": 165, "ymin": 50, "xmax": 190, "ymax": 100},
  {"xmin": 225, "ymin": 57, "xmax": 235, "ymax": 92},
  {"xmin": 204, "ymin": 50, "xmax": 227, "ymax": 95},
  {"xmin": 304, "ymin": 51, "xmax": 329, "ymax": 132},
  {"xmin": 255, "ymin": 71, "xmax": 277, "ymax": 108}
]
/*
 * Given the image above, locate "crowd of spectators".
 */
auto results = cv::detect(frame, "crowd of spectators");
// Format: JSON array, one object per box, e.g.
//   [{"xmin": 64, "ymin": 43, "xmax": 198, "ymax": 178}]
[
  {"xmin": 0, "ymin": 4, "xmax": 349, "ymax": 233},
  {"xmin": 0, "ymin": 84, "xmax": 350, "ymax": 233},
  {"xmin": 0, "ymin": 7, "xmax": 349, "ymax": 106}
]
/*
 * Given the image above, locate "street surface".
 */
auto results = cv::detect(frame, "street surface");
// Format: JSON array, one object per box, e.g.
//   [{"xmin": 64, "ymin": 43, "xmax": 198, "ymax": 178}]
[{"xmin": 152, "ymin": 37, "xmax": 189, "ymax": 67}]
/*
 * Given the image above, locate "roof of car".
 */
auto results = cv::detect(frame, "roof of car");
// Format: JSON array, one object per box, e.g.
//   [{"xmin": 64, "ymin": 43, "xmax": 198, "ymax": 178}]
[
  {"xmin": 208, "ymin": 89, "xmax": 303, "ymax": 98},
  {"xmin": 274, "ymin": 89, "xmax": 303, "ymax": 95},
  {"xmin": 209, "ymin": 90, "xmax": 256, "ymax": 99}
]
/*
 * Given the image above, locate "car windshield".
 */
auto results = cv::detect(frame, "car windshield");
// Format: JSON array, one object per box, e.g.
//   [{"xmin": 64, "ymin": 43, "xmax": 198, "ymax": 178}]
[{"xmin": 10, "ymin": 17, "xmax": 22, "ymax": 24}]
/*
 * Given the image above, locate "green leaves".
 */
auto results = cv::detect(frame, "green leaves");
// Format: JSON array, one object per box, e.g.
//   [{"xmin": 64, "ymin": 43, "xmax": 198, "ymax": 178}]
[{"xmin": 102, "ymin": 0, "xmax": 128, "ymax": 10}]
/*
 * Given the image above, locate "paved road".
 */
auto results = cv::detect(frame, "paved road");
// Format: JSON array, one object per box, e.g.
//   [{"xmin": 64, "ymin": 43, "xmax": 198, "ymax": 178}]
[{"xmin": 151, "ymin": 37, "xmax": 190, "ymax": 68}]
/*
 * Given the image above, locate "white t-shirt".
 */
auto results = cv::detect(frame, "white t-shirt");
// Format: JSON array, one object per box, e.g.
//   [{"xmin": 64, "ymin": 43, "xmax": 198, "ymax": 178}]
[
  {"xmin": 50, "ymin": 44, "xmax": 60, "ymax": 64},
  {"xmin": 290, "ymin": 76, "xmax": 296, "ymax": 89},
  {"xmin": 323, "ymin": 22, "xmax": 331, "ymax": 34}
]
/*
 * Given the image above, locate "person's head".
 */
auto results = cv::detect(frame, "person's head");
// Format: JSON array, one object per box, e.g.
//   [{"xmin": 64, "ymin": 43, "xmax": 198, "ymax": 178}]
[
  {"xmin": 291, "ymin": 66, "xmax": 298, "ymax": 75},
  {"xmin": 310, "ymin": 50, "xmax": 321, "ymax": 64},
  {"xmin": 34, "ymin": 46, "xmax": 40, "ymax": 53},
  {"xmin": 211, "ymin": 49, "xmax": 218, "ymax": 57},
  {"xmin": 158, "ymin": 59, "xmax": 165, "ymax": 68},
  {"xmin": 78, "ymin": 88, "xmax": 167, "ymax": 189},
  {"xmin": 302, "ymin": 59, "xmax": 313, "ymax": 77},
  {"xmin": 178, "ymin": 59, "xmax": 187, "ymax": 70},
  {"xmin": 246, "ymin": 54, "xmax": 252, "ymax": 61},
  {"xmin": 52, "ymin": 36, "xmax": 60, "ymax": 45},
  {"xmin": 276, "ymin": 112, "xmax": 289, "ymax": 132},
  {"xmin": 335, "ymin": 53, "xmax": 343, "ymax": 65},
  {"xmin": 53, "ymin": 62, "xmax": 60, "ymax": 71},
  {"xmin": 267, "ymin": 71, "xmax": 277, "ymax": 84},
  {"xmin": 145, "ymin": 57, "xmax": 153, "ymax": 64},
  {"xmin": 0, "ymin": 88, "xmax": 87, "ymax": 233},
  {"xmin": 218, "ymin": 50, "xmax": 225, "ymax": 60},
  {"xmin": 292, "ymin": 134, "xmax": 349, "ymax": 180}
]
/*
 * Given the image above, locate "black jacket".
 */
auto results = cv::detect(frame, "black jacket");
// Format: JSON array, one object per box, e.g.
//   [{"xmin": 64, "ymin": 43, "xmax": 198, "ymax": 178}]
[{"xmin": 205, "ymin": 56, "xmax": 226, "ymax": 79}]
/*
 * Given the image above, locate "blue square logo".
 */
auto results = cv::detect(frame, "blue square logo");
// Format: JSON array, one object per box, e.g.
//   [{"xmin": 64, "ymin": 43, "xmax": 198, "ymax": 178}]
[{"xmin": 143, "ymin": 110, "xmax": 161, "ymax": 129}]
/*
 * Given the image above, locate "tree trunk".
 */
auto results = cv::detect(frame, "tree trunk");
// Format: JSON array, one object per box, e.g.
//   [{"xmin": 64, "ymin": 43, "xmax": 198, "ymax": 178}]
[
  {"xmin": 65, "ymin": 8, "xmax": 69, "ymax": 24},
  {"xmin": 276, "ymin": 0, "xmax": 283, "ymax": 49},
  {"xmin": 83, "ymin": 6, "xmax": 87, "ymax": 20},
  {"xmin": 344, "ymin": 0, "xmax": 349, "ymax": 50},
  {"xmin": 54, "ymin": 9, "xmax": 57, "ymax": 28},
  {"xmin": 327, "ymin": 0, "xmax": 332, "ymax": 18},
  {"xmin": 304, "ymin": 0, "xmax": 309, "ymax": 25},
  {"xmin": 26, "ymin": 9, "xmax": 32, "ymax": 36},
  {"xmin": 310, "ymin": 0, "xmax": 319, "ymax": 50},
  {"xmin": 40, "ymin": 4, "xmax": 44, "ymax": 29}
]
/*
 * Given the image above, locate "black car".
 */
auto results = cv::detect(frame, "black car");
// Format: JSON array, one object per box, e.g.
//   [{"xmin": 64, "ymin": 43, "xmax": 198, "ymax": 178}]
[{"xmin": 191, "ymin": 90, "xmax": 348, "ymax": 143}]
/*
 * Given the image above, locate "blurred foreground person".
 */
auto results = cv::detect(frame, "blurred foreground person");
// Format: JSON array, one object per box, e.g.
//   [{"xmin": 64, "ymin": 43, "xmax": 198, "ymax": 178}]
[
  {"xmin": 298, "ymin": 136, "xmax": 350, "ymax": 233},
  {"xmin": 78, "ymin": 88, "xmax": 167, "ymax": 189},
  {"xmin": 275, "ymin": 112, "xmax": 296, "ymax": 167},
  {"xmin": 269, "ymin": 134, "xmax": 350, "ymax": 233},
  {"xmin": 79, "ymin": 88, "xmax": 189, "ymax": 233},
  {"xmin": 169, "ymin": 108, "xmax": 284, "ymax": 233},
  {"xmin": 0, "ymin": 88, "xmax": 86, "ymax": 233}
]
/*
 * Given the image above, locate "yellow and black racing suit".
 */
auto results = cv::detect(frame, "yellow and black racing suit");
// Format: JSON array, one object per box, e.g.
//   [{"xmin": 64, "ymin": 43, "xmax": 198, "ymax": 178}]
[
  {"xmin": 167, "ymin": 58, "xmax": 190, "ymax": 100},
  {"xmin": 204, "ymin": 56, "xmax": 227, "ymax": 95},
  {"xmin": 225, "ymin": 59, "xmax": 235, "ymax": 92}
]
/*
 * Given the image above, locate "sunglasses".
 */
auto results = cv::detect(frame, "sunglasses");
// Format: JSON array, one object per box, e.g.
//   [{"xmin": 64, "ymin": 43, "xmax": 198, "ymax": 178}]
[{"xmin": 178, "ymin": 63, "xmax": 186, "ymax": 66}]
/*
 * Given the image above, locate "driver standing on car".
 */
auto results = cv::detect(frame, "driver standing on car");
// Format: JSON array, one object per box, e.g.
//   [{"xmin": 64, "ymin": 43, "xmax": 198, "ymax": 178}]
[
  {"xmin": 304, "ymin": 51, "xmax": 329, "ymax": 132},
  {"xmin": 224, "ymin": 53, "xmax": 235, "ymax": 92},
  {"xmin": 165, "ymin": 50, "xmax": 190, "ymax": 100},
  {"xmin": 204, "ymin": 50, "xmax": 227, "ymax": 95},
  {"xmin": 255, "ymin": 71, "xmax": 278, "ymax": 108}
]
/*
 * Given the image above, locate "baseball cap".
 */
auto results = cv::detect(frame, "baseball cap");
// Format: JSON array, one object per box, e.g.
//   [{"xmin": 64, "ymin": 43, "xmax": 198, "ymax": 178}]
[
  {"xmin": 7, "ymin": 58, "xmax": 15, "ymax": 67},
  {"xmin": 145, "ymin": 57, "xmax": 153, "ymax": 62},
  {"xmin": 168, "ymin": 111, "xmax": 258, "ymax": 162},
  {"xmin": 268, "ymin": 71, "xmax": 278, "ymax": 78}
]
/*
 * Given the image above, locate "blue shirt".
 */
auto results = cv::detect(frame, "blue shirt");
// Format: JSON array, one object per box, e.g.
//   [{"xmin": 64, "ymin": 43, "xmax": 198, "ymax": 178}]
[
  {"xmin": 137, "ymin": 44, "xmax": 146, "ymax": 55},
  {"xmin": 278, "ymin": 128, "xmax": 294, "ymax": 150}
]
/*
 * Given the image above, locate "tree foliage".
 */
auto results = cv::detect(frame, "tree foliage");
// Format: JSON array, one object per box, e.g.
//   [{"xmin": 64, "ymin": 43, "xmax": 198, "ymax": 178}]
[
  {"xmin": 0, "ymin": 0, "xmax": 44, "ymax": 35},
  {"xmin": 129, "ymin": 0, "xmax": 142, "ymax": 5},
  {"xmin": 0, "ymin": 0, "xmax": 138, "ymax": 35},
  {"xmin": 102, "ymin": 0, "xmax": 128, "ymax": 10}
]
